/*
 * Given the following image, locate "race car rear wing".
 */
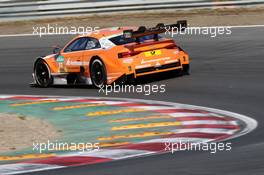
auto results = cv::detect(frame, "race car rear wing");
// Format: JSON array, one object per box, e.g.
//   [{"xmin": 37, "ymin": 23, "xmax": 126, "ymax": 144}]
[{"xmin": 123, "ymin": 20, "xmax": 187, "ymax": 42}]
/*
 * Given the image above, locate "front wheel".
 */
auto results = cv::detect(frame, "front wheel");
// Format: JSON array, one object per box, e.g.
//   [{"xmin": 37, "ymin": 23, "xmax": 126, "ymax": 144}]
[
  {"xmin": 90, "ymin": 59, "xmax": 107, "ymax": 88},
  {"xmin": 34, "ymin": 60, "xmax": 52, "ymax": 87}
]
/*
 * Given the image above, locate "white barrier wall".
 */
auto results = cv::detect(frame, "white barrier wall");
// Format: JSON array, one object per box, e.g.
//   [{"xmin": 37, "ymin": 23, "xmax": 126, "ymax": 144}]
[{"xmin": 0, "ymin": 0, "xmax": 263, "ymax": 21}]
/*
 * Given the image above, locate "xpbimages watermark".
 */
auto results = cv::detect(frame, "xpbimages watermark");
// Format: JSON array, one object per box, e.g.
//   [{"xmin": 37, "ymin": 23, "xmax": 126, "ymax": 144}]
[
  {"xmin": 165, "ymin": 25, "xmax": 232, "ymax": 38},
  {"xmin": 33, "ymin": 140, "xmax": 100, "ymax": 153},
  {"xmin": 164, "ymin": 141, "xmax": 232, "ymax": 154},
  {"xmin": 98, "ymin": 83, "xmax": 166, "ymax": 95},
  {"xmin": 32, "ymin": 24, "xmax": 100, "ymax": 37}
]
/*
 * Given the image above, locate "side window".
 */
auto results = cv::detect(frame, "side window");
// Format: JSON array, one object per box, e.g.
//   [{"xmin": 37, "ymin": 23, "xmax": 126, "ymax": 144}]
[
  {"xmin": 64, "ymin": 37, "xmax": 88, "ymax": 52},
  {"xmin": 85, "ymin": 38, "xmax": 101, "ymax": 50}
]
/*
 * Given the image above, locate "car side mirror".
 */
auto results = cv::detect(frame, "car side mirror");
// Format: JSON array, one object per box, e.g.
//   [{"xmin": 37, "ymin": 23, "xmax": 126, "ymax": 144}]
[{"xmin": 53, "ymin": 46, "xmax": 61, "ymax": 54}]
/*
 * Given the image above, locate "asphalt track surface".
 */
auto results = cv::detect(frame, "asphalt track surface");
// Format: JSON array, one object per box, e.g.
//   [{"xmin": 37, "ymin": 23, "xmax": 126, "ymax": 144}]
[{"xmin": 0, "ymin": 27, "xmax": 264, "ymax": 175}]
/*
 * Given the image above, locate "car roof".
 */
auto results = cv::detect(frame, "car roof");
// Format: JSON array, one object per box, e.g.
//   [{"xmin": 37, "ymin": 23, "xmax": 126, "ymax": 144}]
[{"xmin": 80, "ymin": 26, "xmax": 138, "ymax": 39}]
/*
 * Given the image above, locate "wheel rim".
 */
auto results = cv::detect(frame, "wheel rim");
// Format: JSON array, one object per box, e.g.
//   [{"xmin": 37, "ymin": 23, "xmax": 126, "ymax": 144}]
[
  {"xmin": 35, "ymin": 61, "xmax": 50, "ymax": 86},
  {"xmin": 91, "ymin": 60, "xmax": 105, "ymax": 87}
]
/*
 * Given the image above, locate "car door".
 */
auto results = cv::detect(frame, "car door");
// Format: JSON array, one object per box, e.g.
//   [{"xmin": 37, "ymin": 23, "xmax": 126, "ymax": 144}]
[
  {"xmin": 82, "ymin": 37, "xmax": 102, "ymax": 73},
  {"xmin": 60, "ymin": 37, "xmax": 88, "ymax": 73}
]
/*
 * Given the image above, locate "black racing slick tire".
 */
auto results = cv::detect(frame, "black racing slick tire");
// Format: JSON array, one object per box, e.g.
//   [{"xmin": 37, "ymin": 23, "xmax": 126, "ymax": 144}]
[
  {"xmin": 182, "ymin": 64, "xmax": 190, "ymax": 75},
  {"xmin": 34, "ymin": 59, "xmax": 52, "ymax": 87},
  {"xmin": 90, "ymin": 59, "xmax": 107, "ymax": 88}
]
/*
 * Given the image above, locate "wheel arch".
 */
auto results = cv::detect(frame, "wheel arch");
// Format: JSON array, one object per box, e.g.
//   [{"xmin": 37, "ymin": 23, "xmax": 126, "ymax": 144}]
[
  {"xmin": 89, "ymin": 55, "xmax": 108, "ymax": 74},
  {"xmin": 89, "ymin": 55, "xmax": 104, "ymax": 70}
]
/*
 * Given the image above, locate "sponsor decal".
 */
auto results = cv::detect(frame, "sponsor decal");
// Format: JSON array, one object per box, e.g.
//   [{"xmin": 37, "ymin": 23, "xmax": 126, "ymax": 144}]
[
  {"xmin": 135, "ymin": 64, "xmax": 151, "ymax": 69},
  {"xmin": 144, "ymin": 50, "xmax": 162, "ymax": 57},
  {"xmin": 56, "ymin": 55, "xmax": 64, "ymax": 63},
  {"xmin": 141, "ymin": 57, "xmax": 170, "ymax": 64},
  {"xmin": 66, "ymin": 60, "xmax": 89, "ymax": 66}
]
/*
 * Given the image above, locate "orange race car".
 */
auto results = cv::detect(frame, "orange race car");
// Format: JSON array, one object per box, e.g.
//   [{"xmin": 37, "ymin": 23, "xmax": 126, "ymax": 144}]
[{"xmin": 32, "ymin": 21, "xmax": 190, "ymax": 88}]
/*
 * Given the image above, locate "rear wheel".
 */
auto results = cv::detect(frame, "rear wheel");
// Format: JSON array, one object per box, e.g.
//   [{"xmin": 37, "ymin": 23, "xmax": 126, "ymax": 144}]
[
  {"xmin": 182, "ymin": 64, "xmax": 190, "ymax": 75},
  {"xmin": 90, "ymin": 59, "xmax": 107, "ymax": 88},
  {"xmin": 34, "ymin": 60, "xmax": 52, "ymax": 87}
]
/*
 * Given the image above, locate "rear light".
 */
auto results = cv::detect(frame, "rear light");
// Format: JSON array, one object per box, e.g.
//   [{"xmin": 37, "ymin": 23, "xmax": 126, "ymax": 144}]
[
  {"xmin": 118, "ymin": 52, "xmax": 130, "ymax": 58},
  {"xmin": 118, "ymin": 51, "xmax": 140, "ymax": 58}
]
